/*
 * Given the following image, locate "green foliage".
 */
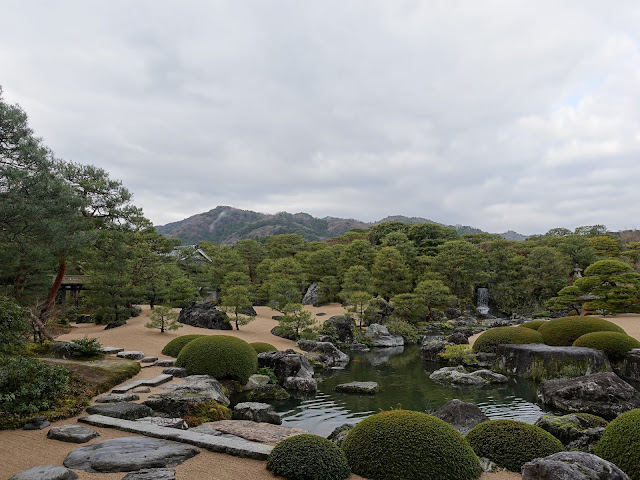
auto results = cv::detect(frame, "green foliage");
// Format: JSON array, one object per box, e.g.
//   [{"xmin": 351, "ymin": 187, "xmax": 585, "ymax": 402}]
[
  {"xmin": 546, "ymin": 285, "xmax": 583, "ymax": 314},
  {"xmin": 220, "ymin": 285, "xmax": 254, "ymax": 330},
  {"xmin": 466, "ymin": 419, "xmax": 564, "ymax": 472},
  {"xmin": 0, "ymin": 356, "xmax": 71, "ymax": 414},
  {"xmin": 278, "ymin": 303, "xmax": 316, "ymax": 340},
  {"xmin": 183, "ymin": 399, "xmax": 231, "ymax": 427},
  {"xmin": 386, "ymin": 320, "xmax": 419, "ymax": 344},
  {"xmin": 161, "ymin": 334, "xmax": 205, "ymax": 357},
  {"xmin": 390, "ymin": 293, "xmax": 425, "ymax": 324},
  {"xmin": 176, "ymin": 335, "xmax": 258, "ymax": 384},
  {"xmin": 372, "ymin": 247, "xmax": 411, "ymax": 300},
  {"xmin": 538, "ymin": 316, "xmax": 625, "ymax": 346},
  {"xmin": 432, "ymin": 240, "xmax": 487, "ymax": 299},
  {"xmin": 341, "ymin": 410, "xmax": 482, "ymax": 480},
  {"xmin": 250, "ymin": 342, "xmax": 277, "ymax": 354},
  {"xmin": 519, "ymin": 320, "xmax": 547, "ymax": 330},
  {"xmin": 573, "ymin": 331, "xmax": 640, "ymax": 363},
  {"xmin": 414, "ymin": 279, "xmax": 454, "ymax": 320},
  {"xmin": 438, "ymin": 344, "xmax": 477, "ymax": 365},
  {"xmin": 266, "ymin": 434, "xmax": 351, "ymax": 480},
  {"xmin": 594, "ymin": 408, "xmax": 640, "ymax": 480},
  {"xmin": 574, "ymin": 260, "xmax": 640, "ymax": 314},
  {"xmin": 146, "ymin": 305, "xmax": 182, "ymax": 333},
  {"xmin": 472, "ymin": 326, "xmax": 543, "ymax": 353},
  {"xmin": 70, "ymin": 335, "xmax": 103, "ymax": 358},
  {"xmin": 0, "ymin": 296, "xmax": 30, "ymax": 354},
  {"xmin": 257, "ymin": 366, "xmax": 278, "ymax": 384}
]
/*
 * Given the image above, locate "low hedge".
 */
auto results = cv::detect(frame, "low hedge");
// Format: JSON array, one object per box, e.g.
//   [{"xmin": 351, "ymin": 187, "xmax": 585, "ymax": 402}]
[
  {"xmin": 594, "ymin": 408, "xmax": 640, "ymax": 480},
  {"xmin": 341, "ymin": 410, "xmax": 482, "ymax": 480},
  {"xmin": 176, "ymin": 335, "xmax": 258, "ymax": 384},
  {"xmin": 250, "ymin": 342, "xmax": 278, "ymax": 354},
  {"xmin": 466, "ymin": 419, "xmax": 564, "ymax": 472},
  {"xmin": 266, "ymin": 434, "xmax": 350, "ymax": 480},
  {"xmin": 520, "ymin": 320, "xmax": 547, "ymax": 331},
  {"xmin": 573, "ymin": 331, "xmax": 640, "ymax": 363},
  {"xmin": 161, "ymin": 334, "xmax": 205, "ymax": 357},
  {"xmin": 538, "ymin": 316, "xmax": 625, "ymax": 346},
  {"xmin": 472, "ymin": 326, "xmax": 543, "ymax": 354}
]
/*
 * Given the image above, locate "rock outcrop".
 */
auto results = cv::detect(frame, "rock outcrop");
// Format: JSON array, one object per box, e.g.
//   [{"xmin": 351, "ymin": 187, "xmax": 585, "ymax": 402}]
[
  {"xmin": 178, "ymin": 302, "xmax": 232, "ymax": 330},
  {"xmin": 429, "ymin": 366, "xmax": 508, "ymax": 386},
  {"xmin": 433, "ymin": 399, "xmax": 489, "ymax": 434},
  {"xmin": 365, "ymin": 323, "xmax": 404, "ymax": 348},
  {"xmin": 619, "ymin": 348, "xmax": 640, "ymax": 382},
  {"xmin": 9, "ymin": 466, "xmax": 78, "ymax": 480},
  {"xmin": 521, "ymin": 452, "xmax": 630, "ymax": 480},
  {"xmin": 335, "ymin": 381, "xmax": 379, "ymax": 394},
  {"xmin": 232, "ymin": 402, "xmax": 282, "ymax": 425},
  {"xmin": 534, "ymin": 414, "xmax": 605, "ymax": 451},
  {"xmin": 302, "ymin": 283, "xmax": 320, "ymax": 306},
  {"xmin": 257, "ymin": 350, "xmax": 317, "ymax": 392},
  {"xmin": 297, "ymin": 340, "xmax": 349, "ymax": 368}
]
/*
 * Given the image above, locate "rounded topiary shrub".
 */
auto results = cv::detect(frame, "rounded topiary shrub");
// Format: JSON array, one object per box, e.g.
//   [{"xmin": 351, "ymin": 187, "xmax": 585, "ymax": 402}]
[
  {"xmin": 341, "ymin": 410, "xmax": 482, "ymax": 480},
  {"xmin": 161, "ymin": 334, "xmax": 205, "ymax": 357},
  {"xmin": 594, "ymin": 408, "xmax": 640, "ymax": 480},
  {"xmin": 573, "ymin": 331, "xmax": 640, "ymax": 363},
  {"xmin": 466, "ymin": 419, "xmax": 564, "ymax": 472},
  {"xmin": 520, "ymin": 320, "xmax": 547, "ymax": 331},
  {"xmin": 472, "ymin": 326, "xmax": 544, "ymax": 354},
  {"xmin": 266, "ymin": 434, "xmax": 350, "ymax": 480},
  {"xmin": 250, "ymin": 342, "xmax": 277, "ymax": 354},
  {"xmin": 176, "ymin": 335, "xmax": 258, "ymax": 384},
  {"xmin": 538, "ymin": 316, "xmax": 625, "ymax": 346}
]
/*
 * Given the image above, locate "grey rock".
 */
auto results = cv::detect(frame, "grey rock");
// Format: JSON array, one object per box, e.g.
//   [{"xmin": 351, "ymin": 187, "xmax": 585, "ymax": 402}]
[
  {"xmin": 145, "ymin": 375, "xmax": 230, "ymax": 416},
  {"xmin": 335, "ymin": 381, "xmax": 379, "ymax": 394},
  {"xmin": 302, "ymin": 282, "xmax": 320, "ymax": 306},
  {"xmin": 535, "ymin": 414, "xmax": 607, "ymax": 447},
  {"xmin": 162, "ymin": 367, "xmax": 189, "ymax": 378},
  {"xmin": 161, "ymin": 375, "xmax": 230, "ymax": 405},
  {"xmin": 478, "ymin": 457, "xmax": 507, "ymax": 473},
  {"xmin": 9, "ymin": 465, "xmax": 78, "ymax": 480},
  {"xmin": 153, "ymin": 359, "xmax": 176, "ymax": 367},
  {"xmin": 429, "ymin": 366, "xmax": 507, "ymax": 386},
  {"xmin": 537, "ymin": 372, "xmax": 640, "ymax": 419},
  {"xmin": 132, "ymin": 387, "xmax": 151, "ymax": 393},
  {"xmin": 323, "ymin": 315, "xmax": 356, "ymax": 343},
  {"xmin": 178, "ymin": 301, "xmax": 232, "ymax": 330},
  {"xmin": 95, "ymin": 393, "xmax": 140, "ymax": 403},
  {"xmin": 112, "ymin": 374, "xmax": 174, "ymax": 394},
  {"xmin": 421, "ymin": 341, "xmax": 454, "ymax": 362},
  {"xmin": 362, "ymin": 345, "xmax": 404, "ymax": 366},
  {"xmin": 471, "ymin": 369, "xmax": 508, "ymax": 383},
  {"xmin": 245, "ymin": 374, "xmax": 271, "ymax": 390},
  {"xmin": 233, "ymin": 402, "xmax": 282, "ymax": 425},
  {"xmin": 257, "ymin": 349, "xmax": 315, "ymax": 387},
  {"xmin": 298, "ymin": 340, "xmax": 349, "ymax": 368},
  {"xmin": 122, "ymin": 469, "xmax": 175, "ymax": 480},
  {"xmin": 495, "ymin": 344, "xmax": 612, "ymax": 380},
  {"xmin": 248, "ymin": 384, "xmax": 290, "ymax": 401},
  {"xmin": 620, "ymin": 348, "xmax": 640, "ymax": 382},
  {"xmin": 447, "ymin": 332, "xmax": 470, "ymax": 345},
  {"xmin": 566, "ymin": 428, "xmax": 606, "ymax": 453},
  {"xmin": 101, "ymin": 346, "xmax": 124, "ymax": 354},
  {"xmin": 47, "ymin": 425, "xmax": 100, "ymax": 443},
  {"xmin": 53, "ymin": 341, "xmax": 78, "ymax": 358},
  {"xmin": 350, "ymin": 342, "xmax": 369, "ymax": 352},
  {"xmin": 136, "ymin": 417, "xmax": 188, "ymax": 430},
  {"xmin": 23, "ymin": 416, "xmax": 50, "ymax": 430},
  {"xmin": 86, "ymin": 402, "xmax": 154, "ymax": 420},
  {"xmin": 116, "ymin": 351, "xmax": 146, "ymax": 360},
  {"xmin": 521, "ymin": 451, "xmax": 630, "ymax": 480},
  {"xmin": 63, "ymin": 436, "xmax": 200, "ymax": 473},
  {"xmin": 365, "ymin": 323, "xmax": 404, "ymax": 347},
  {"xmin": 283, "ymin": 376, "xmax": 317, "ymax": 392},
  {"xmin": 433, "ymin": 399, "xmax": 490, "ymax": 434},
  {"xmin": 141, "ymin": 356, "xmax": 158, "ymax": 363},
  {"xmin": 444, "ymin": 307, "xmax": 462, "ymax": 319},
  {"xmin": 327, "ymin": 423, "xmax": 354, "ymax": 447}
]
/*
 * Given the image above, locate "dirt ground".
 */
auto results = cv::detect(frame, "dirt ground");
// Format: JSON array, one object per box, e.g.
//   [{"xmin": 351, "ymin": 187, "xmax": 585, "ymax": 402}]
[{"xmin": 4, "ymin": 306, "xmax": 638, "ymax": 480}]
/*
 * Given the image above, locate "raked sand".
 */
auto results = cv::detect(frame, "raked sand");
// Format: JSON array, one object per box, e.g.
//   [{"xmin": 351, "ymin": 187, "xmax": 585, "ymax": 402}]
[{"xmin": 10, "ymin": 307, "xmax": 639, "ymax": 479}]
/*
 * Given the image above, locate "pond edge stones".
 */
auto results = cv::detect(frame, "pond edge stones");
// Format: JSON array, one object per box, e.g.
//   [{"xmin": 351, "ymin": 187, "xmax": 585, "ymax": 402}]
[{"xmin": 335, "ymin": 381, "xmax": 379, "ymax": 394}]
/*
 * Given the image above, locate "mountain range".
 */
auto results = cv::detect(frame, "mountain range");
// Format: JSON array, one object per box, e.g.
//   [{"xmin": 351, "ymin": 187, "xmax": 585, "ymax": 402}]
[{"xmin": 155, "ymin": 206, "xmax": 527, "ymax": 245}]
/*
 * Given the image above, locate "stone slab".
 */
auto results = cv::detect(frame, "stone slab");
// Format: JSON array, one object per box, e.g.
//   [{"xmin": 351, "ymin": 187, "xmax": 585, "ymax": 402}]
[
  {"xmin": 9, "ymin": 465, "xmax": 78, "ymax": 480},
  {"xmin": 112, "ymin": 374, "xmax": 173, "ymax": 394},
  {"xmin": 153, "ymin": 359, "xmax": 176, "ymax": 367},
  {"xmin": 101, "ymin": 347, "xmax": 124, "ymax": 354},
  {"xmin": 95, "ymin": 393, "xmax": 140, "ymax": 403},
  {"xmin": 79, "ymin": 415, "xmax": 272, "ymax": 459},
  {"xmin": 86, "ymin": 402, "xmax": 153, "ymax": 420},
  {"xmin": 335, "ymin": 381, "xmax": 379, "ymax": 394},
  {"xmin": 141, "ymin": 356, "xmax": 158, "ymax": 363},
  {"xmin": 47, "ymin": 424, "xmax": 100, "ymax": 443},
  {"xmin": 117, "ymin": 351, "xmax": 146, "ymax": 360},
  {"xmin": 122, "ymin": 469, "xmax": 175, "ymax": 480},
  {"xmin": 202, "ymin": 420, "xmax": 307, "ymax": 445}
]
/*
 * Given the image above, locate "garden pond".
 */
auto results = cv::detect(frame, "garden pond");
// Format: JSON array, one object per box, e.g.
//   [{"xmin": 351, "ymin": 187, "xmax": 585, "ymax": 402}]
[{"xmin": 234, "ymin": 345, "xmax": 554, "ymax": 437}]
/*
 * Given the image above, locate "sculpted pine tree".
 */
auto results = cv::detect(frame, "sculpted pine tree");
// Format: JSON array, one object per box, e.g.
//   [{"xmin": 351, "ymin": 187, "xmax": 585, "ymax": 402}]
[
  {"xmin": 372, "ymin": 247, "xmax": 411, "ymax": 300},
  {"xmin": 145, "ymin": 305, "xmax": 181, "ymax": 333},
  {"xmin": 574, "ymin": 259, "xmax": 640, "ymax": 314}
]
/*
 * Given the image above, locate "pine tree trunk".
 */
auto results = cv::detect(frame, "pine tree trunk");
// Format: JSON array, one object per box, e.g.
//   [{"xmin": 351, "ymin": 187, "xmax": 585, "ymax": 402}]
[{"xmin": 40, "ymin": 256, "xmax": 67, "ymax": 321}]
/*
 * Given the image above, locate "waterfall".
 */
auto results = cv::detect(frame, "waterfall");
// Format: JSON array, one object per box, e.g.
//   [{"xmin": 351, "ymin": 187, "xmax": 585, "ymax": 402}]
[{"xmin": 477, "ymin": 287, "xmax": 489, "ymax": 314}]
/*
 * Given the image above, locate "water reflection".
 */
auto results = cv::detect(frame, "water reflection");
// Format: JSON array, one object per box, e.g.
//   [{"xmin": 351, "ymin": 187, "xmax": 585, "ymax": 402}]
[{"xmin": 245, "ymin": 345, "xmax": 550, "ymax": 436}]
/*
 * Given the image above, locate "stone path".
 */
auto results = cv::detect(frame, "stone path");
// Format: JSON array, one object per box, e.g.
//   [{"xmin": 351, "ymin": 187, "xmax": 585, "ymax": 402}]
[
  {"xmin": 79, "ymin": 415, "xmax": 273, "ymax": 460},
  {"xmin": 112, "ymin": 374, "xmax": 173, "ymax": 394}
]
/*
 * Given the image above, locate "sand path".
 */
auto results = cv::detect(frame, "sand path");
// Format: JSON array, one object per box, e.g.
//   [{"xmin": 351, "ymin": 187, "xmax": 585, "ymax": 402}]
[{"xmin": 9, "ymin": 308, "xmax": 636, "ymax": 479}]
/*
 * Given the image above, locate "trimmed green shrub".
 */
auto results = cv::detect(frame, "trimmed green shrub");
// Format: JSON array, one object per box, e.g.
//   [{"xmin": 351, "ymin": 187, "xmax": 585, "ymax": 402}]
[
  {"xmin": 341, "ymin": 410, "xmax": 482, "ymax": 480},
  {"xmin": 386, "ymin": 320, "xmax": 419, "ymax": 344},
  {"xmin": 573, "ymin": 331, "xmax": 640, "ymax": 363},
  {"xmin": 267, "ymin": 434, "xmax": 350, "ymax": 480},
  {"xmin": 71, "ymin": 335, "xmax": 103, "ymax": 358},
  {"xmin": 472, "ymin": 326, "xmax": 543, "ymax": 354},
  {"xmin": 0, "ymin": 356, "xmax": 71, "ymax": 414},
  {"xmin": 161, "ymin": 334, "xmax": 205, "ymax": 357},
  {"xmin": 538, "ymin": 316, "xmax": 625, "ymax": 346},
  {"xmin": 466, "ymin": 419, "xmax": 564, "ymax": 472},
  {"xmin": 176, "ymin": 335, "xmax": 258, "ymax": 384},
  {"xmin": 250, "ymin": 342, "xmax": 277, "ymax": 354},
  {"xmin": 0, "ymin": 296, "xmax": 30, "ymax": 355},
  {"xmin": 520, "ymin": 320, "xmax": 547, "ymax": 331},
  {"xmin": 594, "ymin": 408, "xmax": 640, "ymax": 480}
]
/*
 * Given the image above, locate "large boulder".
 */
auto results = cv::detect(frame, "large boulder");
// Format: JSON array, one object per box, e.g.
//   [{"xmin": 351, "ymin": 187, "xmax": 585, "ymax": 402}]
[
  {"xmin": 327, "ymin": 423, "xmax": 354, "ymax": 448},
  {"xmin": 323, "ymin": 315, "xmax": 356, "ymax": 343},
  {"xmin": 537, "ymin": 372, "xmax": 640, "ymax": 419},
  {"xmin": 297, "ymin": 340, "xmax": 349, "ymax": 368},
  {"xmin": 521, "ymin": 451, "xmax": 630, "ymax": 480},
  {"xmin": 421, "ymin": 341, "xmax": 455, "ymax": 362},
  {"xmin": 365, "ymin": 323, "xmax": 404, "ymax": 348},
  {"xmin": 534, "ymin": 414, "xmax": 607, "ymax": 447},
  {"xmin": 177, "ymin": 302, "xmax": 232, "ymax": 330},
  {"xmin": 145, "ymin": 375, "xmax": 229, "ymax": 416},
  {"xmin": 619, "ymin": 348, "xmax": 640, "ymax": 382},
  {"xmin": 361, "ymin": 345, "xmax": 404, "ymax": 366},
  {"xmin": 429, "ymin": 366, "xmax": 508, "ymax": 386},
  {"xmin": 232, "ymin": 402, "xmax": 281, "ymax": 425},
  {"xmin": 248, "ymin": 384, "xmax": 290, "ymax": 402},
  {"xmin": 302, "ymin": 282, "xmax": 320, "ymax": 306},
  {"xmin": 257, "ymin": 349, "xmax": 316, "ymax": 392},
  {"xmin": 433, "ymin": 399, "xmax": 489, "ymax": 434},
  {"xmin": 85, "ymin": 402, "xmax": 153, "ymax": 420},
  {"xmin": 494, "ymin": 344, "xmax": 611, "ymax": 381}
]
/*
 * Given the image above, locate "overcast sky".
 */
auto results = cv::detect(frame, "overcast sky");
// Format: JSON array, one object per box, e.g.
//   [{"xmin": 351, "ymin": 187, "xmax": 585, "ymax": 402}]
[{"xmin": 2, "ymin": 1, "xmax": 640, "ymax": 235}]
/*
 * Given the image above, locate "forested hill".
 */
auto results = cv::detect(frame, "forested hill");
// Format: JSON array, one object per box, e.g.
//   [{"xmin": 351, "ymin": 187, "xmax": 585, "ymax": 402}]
[{"xmin": 155, "ymin": 206, "xmax": 527, "ymax": 244}]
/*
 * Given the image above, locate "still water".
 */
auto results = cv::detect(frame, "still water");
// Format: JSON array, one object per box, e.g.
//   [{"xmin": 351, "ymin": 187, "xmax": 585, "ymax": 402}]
[{"xmin": 263, "ymin": 345, "xmax": 550, "ymax": 436}]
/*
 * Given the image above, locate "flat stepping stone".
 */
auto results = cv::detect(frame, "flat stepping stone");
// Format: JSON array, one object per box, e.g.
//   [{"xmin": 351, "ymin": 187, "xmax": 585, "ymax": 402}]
[
  {"xmin": 9, "ymin": 465, "xmax": 78, "ymax": 480},
  {"xmin": 116, "ymin": 351, "xmax": 146, "ymax": 360},
  {"xmin": 202, "ymin": 420, "xmax": 307, "ymax": 445},
  {"xmin": 86, "ymin": 402, "xmax": 153, "ymax": 420},
  {"xmin": 154, "ymin": 359, "xmax": 176, "ymax": 367},
  {"xmin": 335, "ymin": 381, "xmax": 379, "ymax": 394},
  {"xmin": 112, "ymin": 374, "xmax": 173, "ymax": 393},
  {"xmin": 132, "ymin": 387, "xmax": 151, "ymax": 393},
  {"xmin": 79, "ymin": 414, "xmax": 272, "ymax": 459},
  {"xmin": 47, "ymin": 425, "xmax": 100, "ymax": 443},
  {"xmin": 101, "ymin": 347, "xmax": 124, "ymax": 354},
  {"xmin": 122, "ymin": 469, "xmax": 175, "ymax": 480},
  {"xmin": 162, "ymin": 367, "xmax": 189, "ymax": 378},
  {"xmin": 63, "ymin": 436, "xmax": 199, "ymax": 473},
  {"xmin": 95, "ymin": 393, "xmax": 140, "ymax": 403},
  {"xmin": 136, "ymin": 417, "xmax": 188, "ymax": 430},
  {"xmin": 23, "ymin": 416, "xmax": 50, "ymax": 430},
  {"xmin": 141, "ymin": 356, "xmax": 158, "ymax": 363}
]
